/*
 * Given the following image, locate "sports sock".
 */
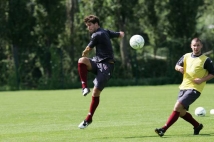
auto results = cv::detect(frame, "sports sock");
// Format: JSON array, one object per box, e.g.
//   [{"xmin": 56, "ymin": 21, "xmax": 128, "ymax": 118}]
[
  {"xmin": 162, "ymin": 111, "xmax": 180, "ymax": 131},
  {"xmin": 181, "ymin": 112, "xmax": 199, "ymax": 128},
  {"xmin": 85, "ymin": 96, "xmax": 100, "ymax": 122},
  {"xmin": 78, "ymin": 63, "xmax": 88, "ymax": 88}
]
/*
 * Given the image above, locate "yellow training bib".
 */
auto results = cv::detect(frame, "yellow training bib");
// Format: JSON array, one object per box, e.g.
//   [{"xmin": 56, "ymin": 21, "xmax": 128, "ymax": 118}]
[{"xmin": 179, "ymin": 53, "xmax": 208, "ymax": 93}]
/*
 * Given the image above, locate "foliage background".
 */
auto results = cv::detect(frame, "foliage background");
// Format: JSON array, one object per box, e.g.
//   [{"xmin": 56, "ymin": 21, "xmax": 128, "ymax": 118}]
[{"xmin": 0, "ymin": 0, "xmax": 214, "ymax": 90}]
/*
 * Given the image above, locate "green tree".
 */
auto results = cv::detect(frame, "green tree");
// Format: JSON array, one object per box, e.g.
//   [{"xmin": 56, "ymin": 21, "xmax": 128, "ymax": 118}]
[
  {"xmin": 167, "ymin": 0, "xmax": 204, "ymax": 55},
  {"xmin": 34, "ymin": 0, "xmax": 66, "ymax": 79},
  {"xmin": 0, "ymin": 0, "xmax": 8, "ymax": 88},
  {"xmin": 6, "ymin": 0, "xmax": 37, "ymax": 89},
  {"xmin": 166, "ymin": 0, "xmax": 204, "ymax": 83},
  {"xmin": 138, "ymin": 0, "xmax": 168, "ymax": 56},
  {"xmin": 197, "ymin": 0, "xmax": 214, "ymax": 59}
]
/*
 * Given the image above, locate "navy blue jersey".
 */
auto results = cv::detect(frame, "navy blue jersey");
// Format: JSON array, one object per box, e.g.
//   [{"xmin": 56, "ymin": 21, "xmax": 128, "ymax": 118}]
[
  {"xmin": 87, "ymin": 28, "xmax": 120, "ymax": 62},
  {"xmin": 176, "ymin": 53, "xmax": 214, "ymax": 75}
]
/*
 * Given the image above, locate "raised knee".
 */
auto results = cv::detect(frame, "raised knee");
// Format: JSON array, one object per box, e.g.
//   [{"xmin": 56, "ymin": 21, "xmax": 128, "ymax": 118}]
[{"xmin": 78, "ymin": 57, "xmax": 87, "ymax": 63}]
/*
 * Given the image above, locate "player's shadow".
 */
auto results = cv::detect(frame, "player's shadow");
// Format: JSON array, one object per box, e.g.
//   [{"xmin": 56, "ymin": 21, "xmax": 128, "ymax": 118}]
[
  {"xmin": 123, "ymin": 135, "xmax": 169, "ymax": 139},
  {"xmin": 124, "ymin": 133, "xmax": 212, "ymax": 139},
  {"xmin": 94, "ymin": 133, "xmax": 213, "ymax": 140},
  {"xmin": 183, "ymin": 133, "xmax": 212, "ymax": 137}
]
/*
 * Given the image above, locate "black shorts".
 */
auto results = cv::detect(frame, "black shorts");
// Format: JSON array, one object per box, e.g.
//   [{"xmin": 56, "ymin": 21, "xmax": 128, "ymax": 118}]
[
  {"xmin": 177, "ymin": 89, "xmax": 201, "ymax": 110},
  {"xmin": 89, "ymin": 59, "xmax": 114, "ymax": 91}
]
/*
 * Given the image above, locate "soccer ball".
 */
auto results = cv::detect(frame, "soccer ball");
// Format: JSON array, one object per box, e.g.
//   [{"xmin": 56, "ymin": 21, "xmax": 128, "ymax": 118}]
[
  {"xmin": 129, "ymin": 35, "xmax": 145, "ymax": 50},
  {"xmin": 210, "ymin": 109, "xmax": 214, "ymax": 115},
  {"xmin": 195, "ymin": 107, "xmax": 206, "ymax": 116}
]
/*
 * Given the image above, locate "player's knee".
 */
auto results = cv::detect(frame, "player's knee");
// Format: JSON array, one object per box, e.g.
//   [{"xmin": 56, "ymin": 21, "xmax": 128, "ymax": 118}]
[
  {"xmin": 78, "ymin": 57, "xmax": 88, "ymax": 63},
  {"xmin": 93, "ymin": 87, "xmax": 101, "ymax": 97},
  {"xmin": 174, "ymin": 102, "xmax": 184, "ymax": 112},
  {"xmin": 180, "ymin": 110, "xmax": 187, "ymax": 117}
]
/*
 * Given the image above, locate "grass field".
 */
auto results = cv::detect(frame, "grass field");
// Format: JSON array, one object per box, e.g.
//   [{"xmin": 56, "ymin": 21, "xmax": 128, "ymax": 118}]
[{"xmin": 0, "ymin": 84, "xmax": 214, "ymax": 142}]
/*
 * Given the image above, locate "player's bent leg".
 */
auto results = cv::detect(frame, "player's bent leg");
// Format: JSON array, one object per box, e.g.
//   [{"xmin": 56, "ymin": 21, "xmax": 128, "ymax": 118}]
[
  {"xmin": 181, "ymin": 111, "xmax": 203, "ymax": 135},
  {"xmin": 78, "ymin": 57, "xmax": 92, "ymax": 96},
  {"xmin": 173, "ymin": 101, "xmax": 184, "ymax": 112},
  {"xmin": 155, "ymin": 110, "xmax": 179, "ymax": 137},
  {"xmin": 155, "ymin": 102, "xmax": 182, "ymax": 137},
  {"xmin": 179, "ymin": 109, "xmax": 187, "ymax": 117},
  {"xmin": 78, "ymin": 57, "xmax": 92, "ymax": 69}
]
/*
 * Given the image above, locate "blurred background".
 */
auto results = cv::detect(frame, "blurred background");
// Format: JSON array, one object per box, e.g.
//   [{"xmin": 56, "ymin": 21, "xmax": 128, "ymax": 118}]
[{"xmin": 0, "ymin": 0, "xmax": 214, "ymax": 91}]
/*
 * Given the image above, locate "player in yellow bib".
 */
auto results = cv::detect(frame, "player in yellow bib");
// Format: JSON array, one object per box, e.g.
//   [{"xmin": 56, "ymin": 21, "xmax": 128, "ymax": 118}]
[
  {"xmin": 155, "ymin": 38, "xmax": 214, "ymax": 137},
  {"xmin": 181, "ymin": 53, "xmax": 208, "ymax": 93}
]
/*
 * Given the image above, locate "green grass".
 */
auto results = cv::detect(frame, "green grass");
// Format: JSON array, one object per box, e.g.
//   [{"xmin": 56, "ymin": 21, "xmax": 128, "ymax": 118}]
[{"xmin": 0, "ymin": 84, "xmax": 214, "ymax": 142}]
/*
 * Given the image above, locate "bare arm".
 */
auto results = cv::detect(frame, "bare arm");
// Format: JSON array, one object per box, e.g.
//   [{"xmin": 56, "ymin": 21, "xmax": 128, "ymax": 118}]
[
  {"xmin": 194, "ymin": 74, "xmax": 214, "ymax": 84},
  {"xmin": 82, "ymin": 46, "xmax": 93, "ymax": 57},
  {"xmin": 175, "ymin": 65, "xmax": 184, "ymax": 74}
]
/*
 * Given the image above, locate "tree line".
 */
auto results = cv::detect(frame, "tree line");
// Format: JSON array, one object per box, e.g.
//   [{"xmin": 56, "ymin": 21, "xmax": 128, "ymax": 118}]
[{"xmin": 0, "ymin": 0, "xmax": 214, "ymax": 91}]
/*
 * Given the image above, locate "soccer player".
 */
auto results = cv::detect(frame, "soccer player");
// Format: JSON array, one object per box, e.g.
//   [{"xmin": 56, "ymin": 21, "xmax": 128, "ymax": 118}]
[
  {"xmin": 77, "ymin": 15, "xmax": 124, "ymax": 129},
  {"xmin": 155, "ymin": 38, "xmax": 214, "ymax": 136}
]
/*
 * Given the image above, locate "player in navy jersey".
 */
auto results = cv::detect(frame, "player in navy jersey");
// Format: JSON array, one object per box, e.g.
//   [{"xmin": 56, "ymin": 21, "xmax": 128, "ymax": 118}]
[
  {"xmin": 78, "ymin": 15, "xmax": 124, "ymax": 129},
  {"xmin": 155, "ymin": 38, "xmax": 214, "ymax": 137}
]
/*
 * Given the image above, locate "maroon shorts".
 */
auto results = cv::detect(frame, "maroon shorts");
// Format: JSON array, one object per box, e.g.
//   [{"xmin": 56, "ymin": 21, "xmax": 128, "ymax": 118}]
[
  {"xmin": 89, "ymin": 59, "xmax": 114, "ymax": 91},
  {"xmin": 177, "ymin": 89, "xmax": 200, "ymax": 110}
]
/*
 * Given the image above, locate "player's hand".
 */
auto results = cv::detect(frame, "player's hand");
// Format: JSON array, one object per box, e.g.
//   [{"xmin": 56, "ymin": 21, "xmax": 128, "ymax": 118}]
[
  {"xmin": 193, "ymin": 78, "xmax": 203, "ymax": 84},
  {"xmin": 119, "ymin": 31, "xmax": 125, "ymax": 38},
  {"xmin": 82, "ymin": 51, "xmax": 88, "ymax": 57},
  {"xmin": 82, "ymin": 46, "xmax": 91, "ymax": 57},
  {"xmin": 178, "ymin": 67, "xmax": 184, "ymax": 74}
]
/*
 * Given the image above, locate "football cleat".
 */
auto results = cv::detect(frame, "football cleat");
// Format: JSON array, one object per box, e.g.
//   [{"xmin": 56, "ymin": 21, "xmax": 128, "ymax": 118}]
[
  {"xmin": 82, "ymin": 88, "xmax": 90, "ymax": 96},
  {"xmin": 78, "ymin": 120, "xmax": 92, "ymax": 129},
  {"xmin": 155, "ymin": 128, "xmax": 165, "ymax": 137},
  {"xmin": 194, "ymin": 124, "xmax": 203, "ymax": 135}
]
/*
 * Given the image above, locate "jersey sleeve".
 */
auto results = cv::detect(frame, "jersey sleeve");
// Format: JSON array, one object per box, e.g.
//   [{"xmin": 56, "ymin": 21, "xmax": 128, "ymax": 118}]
[
  {"xmin": 204, "ymin": 58, "xmax": 214, "ymax": 75},
  {"xmin": 87, "ymin": 33, "xmax": 98, "ymax": 48},
  {"xmin": 106, "ymin": 30, "xmax": 120, "ymax": 38},
  {"xmin": 176, "ymin": 56, "xmax": 184, "ymax": 67}
]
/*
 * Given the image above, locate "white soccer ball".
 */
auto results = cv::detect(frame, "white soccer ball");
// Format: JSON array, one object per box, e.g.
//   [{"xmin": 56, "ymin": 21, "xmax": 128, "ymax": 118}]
[
  {"xmin": 129, "ymin": 35, "xmax": 145, "ymax": 50},
  {"xmin": 210, "ymin": 109, "xmax": 214, "ymax": 115},
  {"xmin": 195, "ymin": 107, "xmax": 206, "ymax": 116}
]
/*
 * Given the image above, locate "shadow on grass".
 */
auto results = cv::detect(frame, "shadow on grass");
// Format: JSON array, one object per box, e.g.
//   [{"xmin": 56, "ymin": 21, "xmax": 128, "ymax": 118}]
[
  {"xmin": 182, "ymin": 133, "xmax": 212, "ymax": 137},
  {"xmin": 93, "ymin": 133, "xmax": 213, "ymax": 140},
  {"xmin": 124, "ymin": 135, "xmax": 169, "ymax": 139},
  {"xmin": 93, "ymin": 135, "xmax": 169, "ymax": 140},
  {"xmin": 125, "ymin": 133, "xmax": 213, "ymax": 139}
]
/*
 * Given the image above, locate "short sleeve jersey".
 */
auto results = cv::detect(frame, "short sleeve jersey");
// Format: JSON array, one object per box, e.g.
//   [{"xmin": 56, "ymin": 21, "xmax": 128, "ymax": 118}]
[{"xmin": 87, "ymin": 28, "xmax": 120, "ymax": 62}]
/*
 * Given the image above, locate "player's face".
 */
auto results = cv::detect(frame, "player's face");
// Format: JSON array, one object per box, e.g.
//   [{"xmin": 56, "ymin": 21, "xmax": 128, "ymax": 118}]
[
  {"xmin": 191, "ymin": 41, "xmax": 202, "ymax": 56},
  {"xmin": 85, "ymin": 22, "xmax": 98, "ymax": 33}
]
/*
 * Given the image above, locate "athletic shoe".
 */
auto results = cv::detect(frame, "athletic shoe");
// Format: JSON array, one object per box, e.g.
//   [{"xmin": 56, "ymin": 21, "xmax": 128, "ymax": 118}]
[
  {"xmin": 155, "ymin": 128, "xmax": 165, "ymax": 137},
  {"xmin": 82, "ymin": 88, "xmax": 90, "ymax": 96},
  {"xmin": 194, "ymin": 124, "xmax": 203, "ymax": 135},
  {"xmin": 78, "ymin": 120, "xmax": 92, "ymax": 129}
]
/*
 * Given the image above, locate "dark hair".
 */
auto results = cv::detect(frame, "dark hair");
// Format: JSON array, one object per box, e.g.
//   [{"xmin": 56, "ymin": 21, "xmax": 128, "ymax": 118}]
[
  {"xmin": 84, "ymin": 15, "xmax": 100, "ymax": 25},
  {"xmin": 192, "ymin": 38, "xmax": 202, "ymax": 44}
]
